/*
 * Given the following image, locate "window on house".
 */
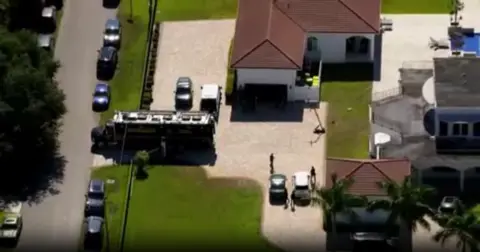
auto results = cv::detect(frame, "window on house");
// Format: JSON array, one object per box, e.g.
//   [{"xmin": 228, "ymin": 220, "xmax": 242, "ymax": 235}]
[
  {"xmin": 451, "ymin": 122, "xmax": 469, "ymax": 136},
  {"xmin": 473, "ymin": 122, "xmax": 480, "ymax": 136},
  {"xmin": 439, "ymin": 121, "xmax": 448, "ymax": 136},
  {"xmin": 307, "ymin": 37, "xmax": 318, "ymax": 51}
]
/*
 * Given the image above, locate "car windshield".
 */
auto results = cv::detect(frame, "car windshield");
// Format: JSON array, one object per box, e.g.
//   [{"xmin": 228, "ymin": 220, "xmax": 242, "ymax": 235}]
[
  {"xmin": 94, "ymin": 89, "xmax": 108, "ymax": 96},
  {"xmin": 440, "ymin": 207, "xmax": 455, "ymax": 214},
  {"xmin": 88, "ymin": 191, "xmax": 104, "ymax": 200},
  {"xmin": 296, "ymin": 185, "xmax": 309, "ymax": 190},
  {"xmin": 105, "ymin": 28, "xmax": 118, "ymax": 35},
  {"xmin": 443, "ymin": 197, "xmax": 456, "ymax": 203}
]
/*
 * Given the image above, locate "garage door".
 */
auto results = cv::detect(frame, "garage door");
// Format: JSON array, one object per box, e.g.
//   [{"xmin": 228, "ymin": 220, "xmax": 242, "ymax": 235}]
[
  {"xmin": 422, "ymin": 167, "xmax": 460, "ymax": 204},
  {"xmin": 244, "ymin": 83, "xmax": 287, "ymax": 102}
]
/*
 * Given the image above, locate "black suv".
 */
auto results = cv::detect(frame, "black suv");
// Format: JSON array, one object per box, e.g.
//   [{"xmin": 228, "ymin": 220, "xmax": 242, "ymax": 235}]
[
  {"xmin": 96, "ymin": 46, "xmax": 118, "ymax": 80},
  {"xmin": 174, "ymin": 77, "xmax": 193, "ymax": 110},
  {"xmin": 84, "ymin": 179, "xmax": 105, "ymax": 217},
  {"xmin": 83, "ymin": 216, "xmax": 104, "ymax": 250}
]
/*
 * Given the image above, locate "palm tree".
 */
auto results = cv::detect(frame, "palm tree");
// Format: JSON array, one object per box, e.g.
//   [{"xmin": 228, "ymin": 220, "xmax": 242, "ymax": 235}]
[
  {"xmin": 368, "ymin": 176, "xmax": 435, "ymax": 232},
  {"xmin": 433, "ymin": 212, "xmax": 480, "ymax": 252},
  {"xmin": 311, "ymin": 173, "xmax": 367, "ymax": 252}
]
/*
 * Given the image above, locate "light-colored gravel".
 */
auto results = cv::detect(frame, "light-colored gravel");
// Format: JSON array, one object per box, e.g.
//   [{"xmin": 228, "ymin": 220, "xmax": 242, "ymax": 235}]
[{"xmin": 151, "ymin": 20, "xmax": 328, "ymax": 252}]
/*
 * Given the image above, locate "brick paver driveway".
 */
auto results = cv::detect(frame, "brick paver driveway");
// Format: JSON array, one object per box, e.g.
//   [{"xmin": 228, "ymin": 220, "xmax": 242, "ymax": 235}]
[{"xmin": 151, "ymin": 20, "xmax": 328, "ymax": 252}]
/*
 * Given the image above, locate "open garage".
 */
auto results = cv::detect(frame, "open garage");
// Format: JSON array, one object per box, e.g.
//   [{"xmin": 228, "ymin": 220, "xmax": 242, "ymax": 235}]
[{"xmin": 242, "ymin": 83, "xmax": 287, "ymax": 103}]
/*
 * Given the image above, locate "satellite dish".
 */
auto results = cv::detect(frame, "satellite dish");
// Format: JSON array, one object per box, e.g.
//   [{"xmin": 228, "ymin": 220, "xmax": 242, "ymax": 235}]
[{"xmin": 374, "ymin": 132, "xmax": 391, "ymax": 146}]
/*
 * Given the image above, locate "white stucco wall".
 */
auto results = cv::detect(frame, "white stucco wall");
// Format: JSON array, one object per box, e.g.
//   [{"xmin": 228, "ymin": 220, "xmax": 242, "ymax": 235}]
[
  {"xmin": 305, "ymin": 33, "xmax": 376, "ymax": 63},
  {"xmin": 236, "ymin": 68, "xmax": 296, "ymax": 100}
]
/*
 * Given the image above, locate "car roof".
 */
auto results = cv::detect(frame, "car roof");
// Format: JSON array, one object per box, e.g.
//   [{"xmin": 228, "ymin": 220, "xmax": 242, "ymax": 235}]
[
  {"xmin": 201, "ymin": 84, "xmax": 219, "ymax": 99},
  {"xmin": 99, "ymin": 47, "xmax": 116, "ymax": 60},
  {"xmin": 89, "ymin": 179, "xmax": 105, "ymax": 192},
  {"xmin": 86, "ymin": 216, "xmax": 104, "ymax": 233},
  {"xmin": 37, "ymin": 34, "xmax": 53, "ymax": 47},
  {"xmin": 42, "ymin": 6, "xmax": 56, "ymax": 17},
  {"xmin": 105, "ymin": 19, "xmax": 120, "ymax": 29},
  {"xmin": 293, "ymin": 171, "xmax": 309, "ymax": 186}
]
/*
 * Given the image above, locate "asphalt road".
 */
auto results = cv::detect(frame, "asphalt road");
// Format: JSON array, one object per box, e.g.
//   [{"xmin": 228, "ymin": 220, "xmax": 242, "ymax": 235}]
[{"xmin": 15, "ymin": 0, "xmax": 116, "ymax": 250}]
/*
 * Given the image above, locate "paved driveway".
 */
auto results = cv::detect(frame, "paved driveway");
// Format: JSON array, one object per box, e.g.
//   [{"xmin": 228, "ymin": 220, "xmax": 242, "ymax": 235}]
[
  {"xmin": 16, "ymin": 0, "xmax": 116, "ymax": 250},
  {"xmin": 151, "ymin": 20, "xmax": 327, "ymax": 252},
  {"xmin": 151, "ymin": 20, "xmax": 235, "ymax": 110},
  {"xmin": 212, "ymin": 104, "xmax": 328, "ymax": 252}
]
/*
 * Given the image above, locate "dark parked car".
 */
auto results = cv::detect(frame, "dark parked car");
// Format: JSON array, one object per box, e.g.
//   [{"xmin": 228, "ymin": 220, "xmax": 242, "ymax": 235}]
[
  {"xmin": 438, "ymin": 196, "xmax": 463, "ymax": 215},
  {"xmin": 84, "ymin": 179, "xmax": 105, "ymax": 217},
  {"xmin": 92, "ymin": 83, "xmax": 111, "ymax": 112},
  {"xmin": 269, "ymin": 174, "xmax": 287, "ymax": 205},
  {"xmin": 103, "ymin": 18, "xmax": 122, "ymax": 48},
  {"xmin": 37, "ymin": 34, "xmax": 54, "ymax": 51},
  {"xmin": 83, "ymin": 216, "xmax": 104, "ymax": 250},
  {"xmin": 174, "ymin": 77, "xmax": 193, "ymax": 110},
  {"xmin": 40, "ymin": 6, "xmax": 57, "ymax": 33},
  {"xmin": 96, "ymin": 46, "xmax": 118, "ymax": 80}
]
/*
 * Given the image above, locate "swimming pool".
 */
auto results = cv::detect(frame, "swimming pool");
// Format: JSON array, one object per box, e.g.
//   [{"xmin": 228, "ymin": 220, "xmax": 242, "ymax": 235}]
[{"xmin": 451, "ymin": 33, "xmax": 480, "ymax": 56}]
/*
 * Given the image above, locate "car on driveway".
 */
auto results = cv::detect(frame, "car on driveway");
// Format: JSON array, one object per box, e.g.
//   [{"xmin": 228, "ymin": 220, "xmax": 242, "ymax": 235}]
[
  {"xmin": 103, "ymin": 18, "xmax": 121, "ymax": 48},
  {"xmin": 269, "ymin": 174, "xmax": 287, "ymax": 205},
  {"xmin": 438, "ymin": 196, "xmax": 463, "ymax": 215},
  {"xmin": 92, "ymin": 83, "xmax": 111, "ymax": 112},
  {"xmin": 174, "ymin": 77, "xmax": 193, "ymax": 110},
  {"xmin": 96, "ymin": 46, "xmax": 118, "ymax": 80},
  {"xmin": 84, "ymin": 179, "xmax": 105, "ymax": 217}
]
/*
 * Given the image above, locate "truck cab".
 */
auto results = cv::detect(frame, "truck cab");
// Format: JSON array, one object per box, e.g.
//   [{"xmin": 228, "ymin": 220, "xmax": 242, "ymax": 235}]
[{"xmin": 200, "ymin": 84, "xmax": 222, "ymax": 121}]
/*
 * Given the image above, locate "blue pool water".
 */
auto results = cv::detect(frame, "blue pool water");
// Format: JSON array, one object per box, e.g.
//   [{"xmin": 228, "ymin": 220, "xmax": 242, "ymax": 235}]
[{"xmin": 451, "ymin": 33, "xmax": 480, "ymax": 55}]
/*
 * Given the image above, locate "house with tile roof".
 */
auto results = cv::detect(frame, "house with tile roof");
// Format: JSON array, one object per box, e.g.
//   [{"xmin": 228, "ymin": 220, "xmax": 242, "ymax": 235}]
[
  {"xmin": 230, "ymin": 0, "xmax": 381, "ymax": 102},
  {"xmin": 324, "ymin": 158, "xmax": 411, "ymax": 251}
]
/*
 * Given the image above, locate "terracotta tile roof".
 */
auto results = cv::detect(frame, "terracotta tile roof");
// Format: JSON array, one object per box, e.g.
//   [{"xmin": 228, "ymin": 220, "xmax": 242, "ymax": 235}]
[
  {"xmin": 230, "ymin": 0, "xmax": 305, "ymax": 69},
  {"xmin": 275, "ymin": 0, "xmax": 381, "ymax": 33},
  {"xmin": 326, "ymin": 158, "xmax": 411, "ymax": 196},
  {"xmin": 230, "ymin": 0, "xmax": 381, "ymax": 69}
]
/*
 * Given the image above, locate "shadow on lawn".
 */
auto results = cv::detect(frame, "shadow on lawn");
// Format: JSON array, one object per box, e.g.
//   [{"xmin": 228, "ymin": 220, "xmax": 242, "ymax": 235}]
[{"xmin": 92, "ymin": 144, "xmax": 218, "ymax": 167}]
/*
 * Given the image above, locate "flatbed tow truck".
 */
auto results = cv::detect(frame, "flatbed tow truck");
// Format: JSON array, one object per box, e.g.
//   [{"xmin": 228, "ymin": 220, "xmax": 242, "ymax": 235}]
[{"xmin": 0, "ymin": 202, "xmax": 22, "ymax": 242}]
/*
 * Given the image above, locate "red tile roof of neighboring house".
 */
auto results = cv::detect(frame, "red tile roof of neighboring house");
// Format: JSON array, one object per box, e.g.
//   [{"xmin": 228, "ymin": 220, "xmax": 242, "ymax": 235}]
[
  {"xmin": 230, "ymin": 0, "xmax": 381, "ymax": 69},
  {"xmin": 326, "ymin": 158, "xmax": 411, "ymax": 196}
]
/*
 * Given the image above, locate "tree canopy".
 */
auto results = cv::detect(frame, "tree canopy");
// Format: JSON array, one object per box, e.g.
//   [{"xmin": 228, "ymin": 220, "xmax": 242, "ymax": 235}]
[{"xmin": 0, "ymin": 26, "xmax": 66, "ymax": 202}]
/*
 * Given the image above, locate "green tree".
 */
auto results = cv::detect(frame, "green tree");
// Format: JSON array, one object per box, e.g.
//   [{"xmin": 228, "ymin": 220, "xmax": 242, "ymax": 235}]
[
  {"xmin": 433, "ymin": 212, "xmax": 479, "ymax": 252},
  {"xmin": 133, "ymin": 150, "xmax": 150, "ymax": 176},
  {"xmin": 311, "ymin": 173, "xmax": 367, "ymax": 252},
  {"xmin": 368, "ymin": 176, "xmax": 435, "ymax": 231},
  {"xmin": 0, "ymin": 28, "xmax": 65, "ymax": 201}
]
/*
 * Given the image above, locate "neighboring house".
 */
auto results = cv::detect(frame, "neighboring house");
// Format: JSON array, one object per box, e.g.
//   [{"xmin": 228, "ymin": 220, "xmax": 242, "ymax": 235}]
[
  {"xmin": 370, "ymin": 56, "xmax": 480, "ymax": 194},
  {"xmin": 324, "ymin": 158, "xmax": 411, "ymax": 252},
  {"xmin": 230, "ymin": 0, "xmax": 381, "ymax": 102}
]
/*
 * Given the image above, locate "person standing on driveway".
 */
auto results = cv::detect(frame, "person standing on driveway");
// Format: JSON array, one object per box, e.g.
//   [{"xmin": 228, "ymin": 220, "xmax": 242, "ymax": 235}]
[
  {"xmin": 269, "ymin": 153, "xmax": 275, "ymax": 168},
  {"xmin": 310, "ymin": 166, "xmax": 316, "ymax": 188}
]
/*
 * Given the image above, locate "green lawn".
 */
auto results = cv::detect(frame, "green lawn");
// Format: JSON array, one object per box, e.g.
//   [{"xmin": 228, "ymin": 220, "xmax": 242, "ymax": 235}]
[
  {"xmin": 157, "ymin": 0, "xmax": 237, "ymax": 20},
  {"xmin": 321, "ymin": 81, "xmax": 371, "ymax": 158},
  {"xmin": 92, "ymin": 165, "xmax": 280, "ymax": 251},
  {"xmin": 382, "ymin": 0, "xmax": 451, "ymax": 13}
]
